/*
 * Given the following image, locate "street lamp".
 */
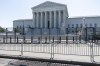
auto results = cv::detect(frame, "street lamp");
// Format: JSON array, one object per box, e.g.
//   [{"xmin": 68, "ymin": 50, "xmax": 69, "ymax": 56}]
[{"xmin": 81, "ymin": 18, "xmax": 87, "ymax": 41}]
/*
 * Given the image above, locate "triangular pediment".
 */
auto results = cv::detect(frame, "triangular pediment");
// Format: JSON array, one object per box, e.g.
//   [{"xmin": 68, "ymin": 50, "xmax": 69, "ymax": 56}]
[{"xmin": 32, "ymin": 1, "xmax": 66, "ymax": 10}]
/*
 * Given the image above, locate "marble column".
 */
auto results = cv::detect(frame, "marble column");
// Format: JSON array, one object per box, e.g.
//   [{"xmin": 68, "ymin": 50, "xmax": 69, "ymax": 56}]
[
  {"xmin": 33, "ymin": 12, "xmax": 35, "ymax": 28},
  {"xmin": 62, "ymin": 10, "xmax": 66, "ymax": 33},
  {"xmin": 58, "ymin": 11, "xmax": 61, "ymax": 28},
  {"xmin": 54, "ymin": 11, "xmax": 56, "ymax": 28},
  {"xmin": 35, "ymin": 12, "xmax": 37, "ymax": 28},
  {"xmin": 49, "ymin": 11, "xmax": 52, "ymax": 28},
  {"xmin": 63, "ymin": 10, "xmax": 65, "ymax": 25},
  {"xmin": 37, "ymin": 12, "xmax": 39, "ymax": 28},
  {"xmin": 42, "ymin": 12, "xmax": 45, "ymax": 28},
  {"xmin": 34, "ymin": 12, "xmax": 37, "ymax": 28},
  {"xmin": 38, "ymin": 12, "xmax": 41, "ymax": 28},
  {"xmin": 41, "ymin": 12, "xmax": 43, "ymax": 28},
  {"xmin": 45, "ymin": 12, "xmax": 47, "ymax": 28}
]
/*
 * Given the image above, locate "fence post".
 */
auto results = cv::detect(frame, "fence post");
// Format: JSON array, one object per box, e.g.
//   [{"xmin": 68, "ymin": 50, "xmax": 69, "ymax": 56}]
[
  {"xmin": 76, "ymin": 27, "xmax": 77, "ymax": 42},
  {"xmin": 51, "ymin": 37, "xmax": 54, "ymax": 60},
  {"xmin": 6, "ymin": 28, "xmax": 8, "ymax": 43},
  {"xmin": 17, "ymin": 37, "xmax": 18, "ymax": 43},
  {"xmin": 31, "ymin": 36, "xmax": 33, "ymax": 43},
  {"xmin": 23, "ymin": 36, "xmax": 25, "ymax": 43},
  {"xmin": 10, "ymin": 37, "xmax": 11, "ymax": 43},
  {"xmin": 38, "ymin": 37, "xmax": 40, "ymax": 44},
  {"xmin": 90, "ymin": 37, "xmax": 94, "ymax": 63},
  {"xmin": 3, "ymin": 37, "xmax": 5, "ymax": 43},
  {"xmin": 14, "ymin": 28, "xmax": 16, "ymax": 43},
  {"xmin": 66, "ymin": 28, "xmax": 68, "ymax": 44},
  {"xmin": 93, "ymin": 27, "xmax": 96, "ymax": 43},
  {"xmin": 85, "ymin": 28, "xmax": 87, "ymax": 43},
  {"xmin": 79, "ymin": 35, "xmax": 81, "ymax": 43},
  {"xmin": 21, "ymin": 41, "xmax": 23, "ymax": 56},
  {"xmin": 59, "ymin": 36, "xmax": 61, "ymax": 43},
  {"xmin": 52, "ymin": 36, "xmax": 54, "ymax": 43},
  {"xmin": 52, "ymin": 40, "xmax": 54, "ymax": 59},
  {"xmin": 57, "ymin": 28, "xmax": 59, "ymax": 44},
  {"xmin": 45, "ymin": 37, "xmax": 47, "ymax": 43},
  {"xmin": 73, "ymin": 37, "xmax": 74, "ymax": 43},
  {"xmin": 66, "ymin": 36, "xmax": 68, "ymax": 44},
  {"xmin": 49, "ymin": 28, "xmax": 50, "ymax": 43}
]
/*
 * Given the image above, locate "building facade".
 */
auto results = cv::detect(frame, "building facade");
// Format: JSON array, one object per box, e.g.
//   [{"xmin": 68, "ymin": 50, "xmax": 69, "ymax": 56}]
[{"xmin": 13, "ymin": 1, "xmax": 100, "ymax": 36}]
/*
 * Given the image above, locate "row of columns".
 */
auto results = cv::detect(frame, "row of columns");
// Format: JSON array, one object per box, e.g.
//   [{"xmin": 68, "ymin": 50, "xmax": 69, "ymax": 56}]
[{"xmin": 33, "ymin": 10, "xmax": 65, "ymax": 28}]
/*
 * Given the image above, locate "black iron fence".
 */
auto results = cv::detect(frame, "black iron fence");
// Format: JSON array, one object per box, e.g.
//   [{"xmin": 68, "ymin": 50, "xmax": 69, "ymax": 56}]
[
  {"xmin": 0, "ymin": 27, "xmax": 100, "ymax": 63},
  {"xmin": 0, "ymin": 27, "xmax": 100, "ymax": 44}
]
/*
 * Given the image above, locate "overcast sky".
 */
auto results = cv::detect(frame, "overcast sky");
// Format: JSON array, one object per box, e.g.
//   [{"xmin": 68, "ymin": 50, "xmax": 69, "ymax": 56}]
[{"xmin": 0, "ymin": 0, "xmax": 100, "ymax": 28}]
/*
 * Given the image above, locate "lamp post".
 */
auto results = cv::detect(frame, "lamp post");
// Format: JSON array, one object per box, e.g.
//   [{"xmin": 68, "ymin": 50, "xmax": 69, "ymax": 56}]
[
  {"xmin": 76, "ymin": 27, "xmax": 77, "ymax": 42},
  {"xmin": 66, "ymin": 28, "xmax": 68, "ymax": 43},
  {"xmin": 48, "ymin": 21, "xmax": 50, "ymax": 43},
  {"xmin": 82, "ymin": 18, "xmax": 94, "ymax": 62},
  {"xmin": 81, "ymin": 18, "xmax": 86, "ymax": 41},
  {"xmin": 40, "ymin": 27, "xmax": 42, "ymax": 44},
  {"xmin": 47, "ymin": 21, "xmax": 54, "ymax": 60},
  {"xmin": 21, "ymin": 21, "xmax": 25, "ymax": 56}
]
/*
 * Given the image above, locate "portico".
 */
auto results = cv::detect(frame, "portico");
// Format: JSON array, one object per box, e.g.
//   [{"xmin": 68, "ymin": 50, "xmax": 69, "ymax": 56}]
[
  {"xmin": 32, "ymin": 1, "xmax": 68, "ymax": 29},
  {"xmin": 33, "ymin": 11, "xmax": 64, "ymax": 28}
]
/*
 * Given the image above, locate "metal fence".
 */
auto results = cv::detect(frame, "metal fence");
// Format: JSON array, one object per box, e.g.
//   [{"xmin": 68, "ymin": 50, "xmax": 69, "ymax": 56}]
[{"xmin": 0, "ymin": 27, "xmax": 100, "ymax": 63}]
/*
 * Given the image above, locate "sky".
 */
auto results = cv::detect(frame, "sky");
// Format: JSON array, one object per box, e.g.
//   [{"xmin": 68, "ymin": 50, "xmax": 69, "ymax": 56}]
[{"xmin": 0, "ymin": 0, "xmax": 100, "ymax": 28}]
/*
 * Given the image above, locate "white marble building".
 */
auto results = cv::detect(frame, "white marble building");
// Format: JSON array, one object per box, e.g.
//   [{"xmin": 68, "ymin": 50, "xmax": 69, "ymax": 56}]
[{"xmin": 13, "ymin": 1, "xmax": 100, "ymax": 35}]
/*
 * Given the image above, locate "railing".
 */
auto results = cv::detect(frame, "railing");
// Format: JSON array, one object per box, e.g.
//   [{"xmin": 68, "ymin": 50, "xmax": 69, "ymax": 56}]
[{"xmin": 0, "ymin": 27, "xmax": 100, "ymax": 64}]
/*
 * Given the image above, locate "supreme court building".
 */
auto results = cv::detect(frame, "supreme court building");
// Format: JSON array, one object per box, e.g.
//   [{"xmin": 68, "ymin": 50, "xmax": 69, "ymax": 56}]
[{"xmin": 13, "ymin": 1, "xmax": 100, "ymax": 35}]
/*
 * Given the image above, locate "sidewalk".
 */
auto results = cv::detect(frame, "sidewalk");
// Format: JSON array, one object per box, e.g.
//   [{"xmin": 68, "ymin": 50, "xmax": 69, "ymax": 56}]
[{"xmin": 0, "ymin": 50, "xmax": 100, "ymax": 63}]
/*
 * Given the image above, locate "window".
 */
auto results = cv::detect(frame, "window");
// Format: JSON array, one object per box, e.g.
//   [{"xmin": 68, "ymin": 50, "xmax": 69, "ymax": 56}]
[
  {"xmin": 85, "ymin": 24, "xmax": 87, "ymax": 27},
  {"xmin": 94, "ymin": 23, "xmax": 97, "ymax": 27},
  {"xmin": 80, "ymin": 24, "xmax": 82, "ymax": 28},
  {"xmin": 76, "ymin": 24, "xmax": 78, "ymax": 27},
  {"xmin": 72, "ymin": 30, "xmax": 74, "ymax": 33},
  {"xmin": 90, "ymin": 24, "xmax": 92, "ymax": 27},
  {"xmin": 68, "ymin": 24, "xmax": 70, "ymax": 28},
  {"xmin": 72, "ymin": 24, "xmax": 74, "ymax": 28},
  {"xmin": 20, "ymin": 26, "xmax": 21, "ymax": 29},
  {"xmin": 17, "ymin": 26, "xmax": 19, "ymax": 29}
]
